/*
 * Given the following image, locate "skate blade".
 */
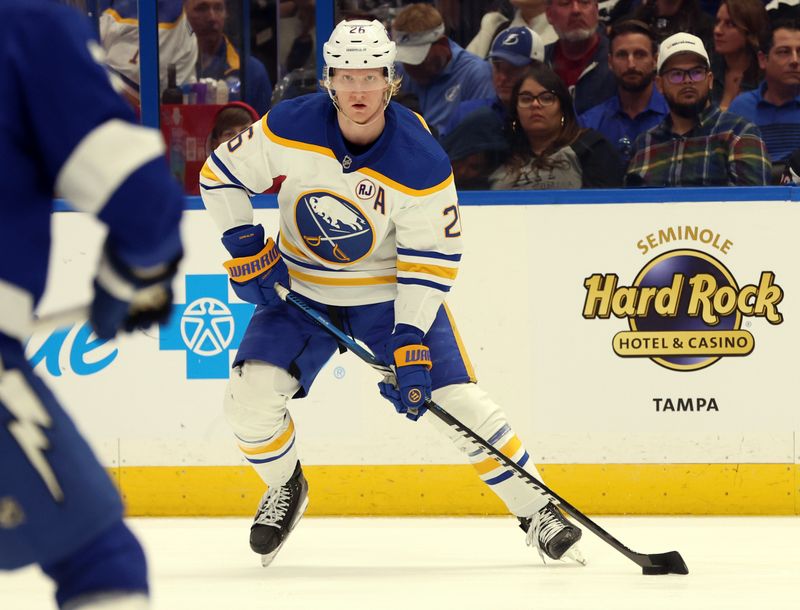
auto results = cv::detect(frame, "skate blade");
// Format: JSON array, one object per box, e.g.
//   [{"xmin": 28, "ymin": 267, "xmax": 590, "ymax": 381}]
[
  {"xmin": 561, "ymin": 544, "xmax": 587, "ymax": 566},
  {"xmin": 260, "ymin": 547, "xmax": 281, "ymax": 567},
  {"xmin": 259, "ymin": 495, "xmax": 310, "ymax": 568}
]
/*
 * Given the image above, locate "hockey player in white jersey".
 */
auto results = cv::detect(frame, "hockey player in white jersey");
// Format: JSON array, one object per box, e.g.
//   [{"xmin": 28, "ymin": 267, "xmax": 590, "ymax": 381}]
[
  {"xmin": 99, "ymin": 0, "xmax": 197, "ymax": 102},
  {"xmin": 0, "ymin": 2, "xmax": 183, "ymax": 608},
  {"xmin": 200, "ymin": 19, "xmax": 584, "ymax": 567}
]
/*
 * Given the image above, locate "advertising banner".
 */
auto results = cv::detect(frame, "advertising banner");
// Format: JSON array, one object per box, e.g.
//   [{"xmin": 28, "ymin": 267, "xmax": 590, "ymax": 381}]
[{"xmin": 31, "ymin": 193, "xmax": 800, "ymax": 514}]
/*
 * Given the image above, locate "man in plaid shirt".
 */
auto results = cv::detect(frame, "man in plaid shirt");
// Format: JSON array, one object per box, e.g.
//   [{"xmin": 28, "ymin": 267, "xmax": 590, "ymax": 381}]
[{"xmin": 626, "ymin": 32, "xmax": 771, "ymax": 186}]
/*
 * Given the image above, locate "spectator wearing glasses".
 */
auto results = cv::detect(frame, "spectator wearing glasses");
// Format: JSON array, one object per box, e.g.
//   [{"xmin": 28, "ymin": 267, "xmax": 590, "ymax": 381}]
[
  {"xmin": 543, "ymin": 0, "xmax": 617, "ymax": 114},
  {"xmin": 579, "ymin": 19, "xmax": 669, "ymax": 168},
  {"xmin": 489, "ymin": 62, "xmax": 623, "ymax": 189},
  {"xmin": 442, "ymin": 26, "xmax": 545, "ymax": 137},
  {"xmin": 711, "ymin": 0, "xmax": 768, "ymax": 110},
  {"xmin": 442, "ymin": 26, "xmax": 544, "ymax": 189},
  {"xmin": 626, "ymin": 32, "xmax": 770, "ymax": 186},
  {"xmin": 728, "ymin": 19, "xmax": 800, "ymax": 173}
]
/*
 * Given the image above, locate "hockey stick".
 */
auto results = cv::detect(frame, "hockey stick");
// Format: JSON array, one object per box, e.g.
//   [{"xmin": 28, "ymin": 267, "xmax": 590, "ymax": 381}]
[
  {"xmin": 274, "ymin": 283, "xmax": 689, "ymax": 575},
  {"xmin": 30, "ymin": 283, "xmax": 173, "ymax": 338},
  {"xmin": 31, "ymin": 305, "xmax": 89, "ymax": 336}
]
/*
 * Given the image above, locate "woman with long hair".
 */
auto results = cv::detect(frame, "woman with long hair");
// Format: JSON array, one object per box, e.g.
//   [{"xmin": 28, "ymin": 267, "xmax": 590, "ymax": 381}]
[
  {"xmin": 712, "ymin": 0, "xmax": 768, "ymax": 109},
  {"xmin": 490, "ymin": 62, "xmax": 623, "ymax": 189}
]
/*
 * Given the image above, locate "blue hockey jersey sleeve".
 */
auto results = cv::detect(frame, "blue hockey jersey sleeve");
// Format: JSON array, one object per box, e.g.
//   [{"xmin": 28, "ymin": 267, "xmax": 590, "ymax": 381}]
[
  {"xmin": 0, "ymin": 1, "xmax": 183, "ymax": 340},
  {"xmin": 4, "ymin": 1, "xmax": 183, "ymax": 266}
]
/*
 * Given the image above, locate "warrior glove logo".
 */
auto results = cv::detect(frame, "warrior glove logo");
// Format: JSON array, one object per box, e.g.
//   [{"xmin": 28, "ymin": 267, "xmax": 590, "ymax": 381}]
[
  {"xmin": 295, "ymin": 190, "xmax": 374, "ymax": 264},
  {"xmin": 583, "ymin": 246, "xmax": 784, "ymax": 371}
]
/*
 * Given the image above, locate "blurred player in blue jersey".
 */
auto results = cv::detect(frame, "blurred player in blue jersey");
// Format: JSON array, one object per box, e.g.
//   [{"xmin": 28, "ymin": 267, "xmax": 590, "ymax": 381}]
[
  {"xmin": 0, "ymin": 2, "xmax": 183, "ymax": 608},
  {"xmin": 200, "ymin": 19, "xmax": 584, "ymax": 568}
]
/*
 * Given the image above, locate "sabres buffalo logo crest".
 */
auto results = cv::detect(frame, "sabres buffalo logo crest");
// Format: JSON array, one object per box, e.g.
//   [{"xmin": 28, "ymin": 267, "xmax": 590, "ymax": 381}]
[{"xmin": 294, "ymin": 190, "xmax": 375, "ymax": 264}]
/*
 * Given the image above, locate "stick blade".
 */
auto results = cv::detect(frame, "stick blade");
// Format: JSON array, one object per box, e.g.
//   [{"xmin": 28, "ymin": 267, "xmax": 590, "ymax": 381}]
[{"xmin": 641, "ymin": 551, "xmax": 688, "ymax": 575}]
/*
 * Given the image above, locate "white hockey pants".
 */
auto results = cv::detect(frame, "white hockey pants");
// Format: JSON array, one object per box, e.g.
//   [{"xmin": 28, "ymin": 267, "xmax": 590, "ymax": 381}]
[{"xmin": 225, "ymin": 361, "xmax": 548, "ymax": 517}]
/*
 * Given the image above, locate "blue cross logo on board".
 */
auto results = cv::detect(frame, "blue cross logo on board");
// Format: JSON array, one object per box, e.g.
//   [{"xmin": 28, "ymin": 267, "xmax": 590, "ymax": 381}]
[{"xmin": 159, "ymin": 274, "xmax": 254, "ymax": 379}]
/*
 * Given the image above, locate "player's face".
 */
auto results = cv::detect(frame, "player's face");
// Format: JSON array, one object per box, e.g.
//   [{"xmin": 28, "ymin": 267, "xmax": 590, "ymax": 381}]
[
  {"xmin": 329, "ymin": 68, "xmax": 388, "ymax": 93},
  {"xmin": 760, "ymin": 29, "xmax": 800, "ymax": 88},
  {"xmin": 516, "ymin": 76, "xmax": 563, "ymax": 137},
  {"xmin": 609, "ymin": 33, "xmax": 656, "ymax": 92},
  {"xmin": 713, "ymin": 3, "xmax": 747, "ymax": 56},
  {"xmin": 330, "ymin": 68, "xmax": 388, "ymax": 120}
]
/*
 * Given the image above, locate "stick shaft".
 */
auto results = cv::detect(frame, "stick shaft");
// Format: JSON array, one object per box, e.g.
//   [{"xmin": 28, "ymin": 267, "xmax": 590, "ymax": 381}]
[
  {"xmin": 274, "ymin": 283, "xmax": 685, "ymax": 572},
  {"xmin": 31, "ymin": 305, "xmax": 89, "ymax": 336}
]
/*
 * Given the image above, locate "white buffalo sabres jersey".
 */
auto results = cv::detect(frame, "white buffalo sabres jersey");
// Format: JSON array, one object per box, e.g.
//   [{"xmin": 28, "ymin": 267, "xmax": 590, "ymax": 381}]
[
  {"xmin": 200, "ymin": 93, "xmax": 463, "ymax": 334},
  {"xmin": 100, "ymin": 0, "xmax": 197, "ymax": 95}
]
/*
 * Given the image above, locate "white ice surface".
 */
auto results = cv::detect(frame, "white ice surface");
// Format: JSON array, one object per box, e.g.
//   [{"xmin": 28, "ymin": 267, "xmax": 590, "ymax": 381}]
[{"xmin": 2, "ymin": 516, "xmax": 798, "ymax": 610}]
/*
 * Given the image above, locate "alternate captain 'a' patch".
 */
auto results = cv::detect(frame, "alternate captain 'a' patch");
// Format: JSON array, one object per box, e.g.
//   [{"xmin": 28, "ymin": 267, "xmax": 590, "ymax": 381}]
[{"xmin": 294, "ymin": 190, "xmax": 375, "ymax": 264}]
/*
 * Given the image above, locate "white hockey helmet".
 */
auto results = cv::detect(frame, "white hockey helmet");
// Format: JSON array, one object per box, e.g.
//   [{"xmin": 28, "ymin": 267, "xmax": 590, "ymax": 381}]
[{"xmin": 322, "ymin": 19, "xmax": 397, "ymax": 85}]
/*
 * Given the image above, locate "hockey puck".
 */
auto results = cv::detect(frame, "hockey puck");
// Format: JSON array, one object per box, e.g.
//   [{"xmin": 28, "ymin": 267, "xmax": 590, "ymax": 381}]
[{"xmin": 642, "ymin": 566, "xmax": 670, "ymax": 575}]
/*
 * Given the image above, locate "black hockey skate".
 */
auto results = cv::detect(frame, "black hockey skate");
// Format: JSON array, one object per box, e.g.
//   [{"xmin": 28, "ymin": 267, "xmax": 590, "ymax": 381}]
[
  {"xmin": 518, "ymin": 503, "xmax": 585, "ymax": 565},
  {"xmin": 250, "ymin": 461, "xmax": 309, "ymax": 567}
]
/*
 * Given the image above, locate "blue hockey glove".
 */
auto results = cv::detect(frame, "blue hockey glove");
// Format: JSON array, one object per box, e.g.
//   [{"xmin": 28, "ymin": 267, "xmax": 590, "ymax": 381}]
[
  {"xmin": 221, "ymin": 224, "xmax": 289, "ymax": 306},
  {"xmin": 377, "ymin": 325, "xmax": 432, "ymax": 421},
  {"xmin": 91, "ymin": 242, "xmax": 181, "ymax": 340}
]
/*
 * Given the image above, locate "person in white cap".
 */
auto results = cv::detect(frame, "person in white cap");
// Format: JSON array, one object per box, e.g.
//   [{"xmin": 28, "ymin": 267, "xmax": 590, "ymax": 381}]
[
  {"xmin": 391, "ymin": 3, "xmax": 494, "ymax": 137},
  {"xmin": 200, "ymin": 18, "xmax": 585, "ymax": 568},
  {"xmin": 443, "ymin": 25, "xmax": 546, "ymax": 137},
  {"xmin": 626, "ymin": 32, "xmax": 771, "ymax": 186}
]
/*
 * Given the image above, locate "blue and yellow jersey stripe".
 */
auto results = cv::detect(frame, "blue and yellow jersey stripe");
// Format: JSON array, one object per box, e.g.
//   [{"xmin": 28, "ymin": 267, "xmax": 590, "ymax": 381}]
[
  {"xmin": 396, "ymin": 247, "xmax": 460, "ymax": 293},
  {"xmin": 468, "ymin": 426, "xmax": 529, "ymax": 486},
  {"xmin": 237, "ymin": 417, "xmax": 296, "ymax": 465}
]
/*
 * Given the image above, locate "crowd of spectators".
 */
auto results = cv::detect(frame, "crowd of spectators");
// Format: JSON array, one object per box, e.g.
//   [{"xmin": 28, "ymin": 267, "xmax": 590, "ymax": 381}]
[
  {"xmin": 383, "ymin": 0, "xmax": 800, "ymax": 190},
  {"xmin": 94, "ymin": 0, "xmax": 800, "ymax": 191}
]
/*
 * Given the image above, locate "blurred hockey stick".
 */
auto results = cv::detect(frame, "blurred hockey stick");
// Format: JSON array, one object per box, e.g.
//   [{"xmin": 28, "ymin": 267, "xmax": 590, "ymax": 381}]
[
  {"xmin": 274, "ymin": 283, "xmax": 688, "ymax": 576},
  {"xmin": 31, "ymin": 305, "xmax": 89, "ymax": 336},
  {"xmin": 30, "ymin": 283, "xmax": 172, "ymax": 337}
]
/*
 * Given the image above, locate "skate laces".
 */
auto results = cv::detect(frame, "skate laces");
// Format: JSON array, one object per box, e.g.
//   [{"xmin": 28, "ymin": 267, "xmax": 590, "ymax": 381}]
[
  {"xmin": 254, "ymin": 484, "xmax": 292, "ymax": 527},
  {"xmin": 525, "ymin": 505, "xmax": 568, "ymax": 562}
]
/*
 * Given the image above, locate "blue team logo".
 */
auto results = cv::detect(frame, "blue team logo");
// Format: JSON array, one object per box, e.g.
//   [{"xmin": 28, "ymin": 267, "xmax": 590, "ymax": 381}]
[
  {"xmin": 295, "ymin": 190, "xmax": 374, "ymax": 264},
  {"xmin": 159, "ymin": 274, "xmax": 254, "ymax": 379}
]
